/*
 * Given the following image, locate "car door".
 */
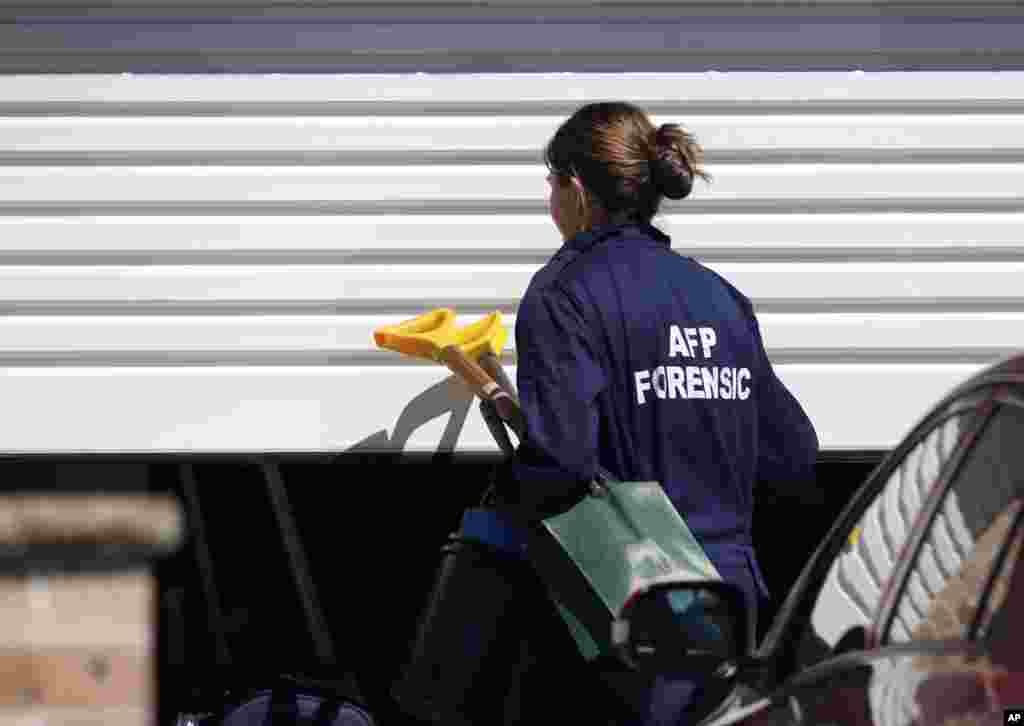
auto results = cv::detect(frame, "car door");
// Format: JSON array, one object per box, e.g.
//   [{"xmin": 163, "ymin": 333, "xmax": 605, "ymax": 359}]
[
  {"xmin": 871, "ymin": 398, "xmax": 1024, "ymax": 648},
  {"xmin": 713, "ymin": 492, "xmax": 1024, "ymax": 726},
  {"xmin": 750, "ymin": 388, "xmax": 989, "ymax": 687},
  {"xmin": 694, "ymin": 387, "xmax": 993, "ymax": 725},
  {"xmin": 749, "ymin": 361, "xmax": 1024, "ymax": 691}
]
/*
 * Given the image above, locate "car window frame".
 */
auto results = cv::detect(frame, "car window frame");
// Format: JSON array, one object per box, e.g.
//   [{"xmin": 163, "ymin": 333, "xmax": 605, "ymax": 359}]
[
  {"xmin": 874, "ymin": 392, "xmax": 1024, "ymax": 647},
  {"xmin": 752, "ymin": 375, "xmax": 1009, "ymax": 691},
  {"xmin": 869, "ymin": 397, "xmax": 1000, "ymax": 647}
]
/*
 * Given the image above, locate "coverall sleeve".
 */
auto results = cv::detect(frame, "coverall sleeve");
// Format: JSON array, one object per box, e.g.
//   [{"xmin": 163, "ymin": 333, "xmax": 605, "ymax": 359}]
[
  {"xmin": 752, "ymin": 316, "xmax": 820, "ymax": 498},
  {"xmin": 493, "ymin": 285, "xmax": 607, "ymax": 522}
]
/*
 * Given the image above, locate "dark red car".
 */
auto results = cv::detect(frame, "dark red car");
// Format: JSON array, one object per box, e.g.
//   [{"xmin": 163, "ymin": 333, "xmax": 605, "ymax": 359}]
[{"xmin": 616, "ymin": 353, "xmax": 1024, "ymax": 726}]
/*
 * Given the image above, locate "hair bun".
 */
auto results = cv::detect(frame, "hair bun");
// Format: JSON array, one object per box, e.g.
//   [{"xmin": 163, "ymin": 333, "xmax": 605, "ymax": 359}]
[{"xmin": 650, "ymin": 125, "xmax": 694, "ymax": 200}]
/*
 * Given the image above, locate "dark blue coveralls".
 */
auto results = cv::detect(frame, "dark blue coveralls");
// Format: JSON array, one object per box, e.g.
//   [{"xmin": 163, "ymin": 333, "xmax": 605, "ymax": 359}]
[{"xmin": 490, "ymin": 221, "xmax": 819, "ymax": 725}]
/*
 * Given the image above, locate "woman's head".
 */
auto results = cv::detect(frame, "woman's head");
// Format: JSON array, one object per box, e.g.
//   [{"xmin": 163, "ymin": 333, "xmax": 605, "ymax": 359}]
[{"xmin": 544, "ymin": 102, "xmax": 710, "ymax": 240}]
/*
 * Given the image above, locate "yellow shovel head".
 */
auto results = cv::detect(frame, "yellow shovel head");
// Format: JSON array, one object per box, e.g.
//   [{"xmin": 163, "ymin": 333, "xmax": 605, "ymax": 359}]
[
  {"xmin": 449, "ymin": 311, "xmax": 508, "ymax": 361},
  {"xmin": 373, "ymin": 308, "xmax": 457, "ymax": 361},
  {"xmin": 373, "ymin": 309, "xmax": 507, "ymax": 362}
]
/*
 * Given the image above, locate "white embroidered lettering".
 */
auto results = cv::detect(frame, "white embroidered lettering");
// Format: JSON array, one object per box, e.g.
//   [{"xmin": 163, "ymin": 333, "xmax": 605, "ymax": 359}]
[
  {"xmin": 668, "ymin": 366, "xmax": 686, "ymax": 399},
  {"xmin": 669, "ymin": 325, "xmax": 690, "ymax": 358},
  {"xmin": 720, "ymin": 366, "xmax": 733, "ymax": 399},
  {"xmin": 686, "ymin": 366, "xmax": 705, "ymax": 399},
  {"xmin": 701, "ymin": 367, "xmax": 719, "ymax": 399},
  {"xmin": 737, "ymin": 368, "xmax": 751, "ymax": 400},
  {"xmin": 635, "ymin": 370, "xmax": 652, "ymax": 405},
  {"xmin": 699, "ymin": 327, "xmax": 717, "ymax": 358},
  {"xmin": 652, "ymin": 366, "xmax": 668, "ymax": 400}
]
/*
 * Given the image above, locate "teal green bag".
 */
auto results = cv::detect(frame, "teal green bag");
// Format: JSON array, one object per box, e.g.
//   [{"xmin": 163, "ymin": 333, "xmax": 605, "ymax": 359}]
[{"xmin": 528, "ymin": 471, "xmax": 721, "ymax": 661}]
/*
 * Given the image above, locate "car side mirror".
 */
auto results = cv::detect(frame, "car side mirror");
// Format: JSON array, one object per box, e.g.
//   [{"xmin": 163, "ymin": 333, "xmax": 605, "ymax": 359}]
[{"xmin": 612, "ymin": 580, "xmax": 754, "ymax": 679}]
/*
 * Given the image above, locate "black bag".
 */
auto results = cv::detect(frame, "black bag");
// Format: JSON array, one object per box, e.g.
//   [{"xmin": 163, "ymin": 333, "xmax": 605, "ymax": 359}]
[{"xmin": 198, "ymin": 674, "xmax": 375, "ymax": 726}]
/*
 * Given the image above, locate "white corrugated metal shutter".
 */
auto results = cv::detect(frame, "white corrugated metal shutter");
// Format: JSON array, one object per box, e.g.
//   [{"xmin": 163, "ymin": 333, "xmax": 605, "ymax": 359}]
[{"xmin": 0, "ymin": 72, "xmax": 1022, "ymax": 453}]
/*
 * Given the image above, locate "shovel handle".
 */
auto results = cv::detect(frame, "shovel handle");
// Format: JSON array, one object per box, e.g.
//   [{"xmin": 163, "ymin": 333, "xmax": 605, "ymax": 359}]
[
  {"xmin": 438, "ymin": 344, "xmax": 505, "ymax": 398},
  {"xmin": 438, "ymin": 344, "xmax": 525, "ymax": 436},
  {"xmin": 477, "ymin": 351, "xmax": 525, "ymax": 441},
  {"xmin": 480, "ymin": 398, "xmax": 516, "ymax": 457},
  {"xmin": 478, "ymin": 351, "xmax": 518, "ymax": 403}
]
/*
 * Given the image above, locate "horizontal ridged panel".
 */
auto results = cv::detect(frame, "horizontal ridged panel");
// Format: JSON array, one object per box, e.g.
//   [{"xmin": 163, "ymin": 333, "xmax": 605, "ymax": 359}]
[
  {"xmin": 0, "ymin": 313, "xmax": 1017, "ymax": 361},
  {"xmin": 3, "ymin": 164, "xmax": 1024, "ymax": 204},
  {"xmin": 0, "ymin": 364, "xmax": 981, "ymax": 453},
  {"xmin": 3, "ymin": 115, "xmax": 1024, "ymax": 156},
  {"xmin": 2, "ymin": 73, "xmax": 1024, "ymax": 106},
  {"xmin": 0, "ymin": 72, "xmax": 1021, "ymax": 452},
  {"xmin": 0, "ymin": 214, "xmax": 1023, "ymax": 262},
  {"xmin": 0, "ymin": 263, "xmax": 1017, "ymax": 308}
]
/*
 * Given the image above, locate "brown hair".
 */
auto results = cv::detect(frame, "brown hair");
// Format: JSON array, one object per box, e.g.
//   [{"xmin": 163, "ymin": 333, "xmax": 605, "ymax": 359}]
[{"xmin": 543, "ymin": 101, "xmax": 710, "ymax": 226}]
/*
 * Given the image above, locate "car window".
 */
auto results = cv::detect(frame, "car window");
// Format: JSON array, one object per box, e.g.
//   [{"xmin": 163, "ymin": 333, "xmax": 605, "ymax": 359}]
[
  {"xmin": 734, "ymin": 512, "xmax": 1023, "ymax": 726},
  {"xmin": 977, "ymin": 511, "xmax": 1024, "ymax": 646},
  {"xmin": 807, "ymin": 412, "xmax": 967, "ymax": 650},
  {"xmin": 879, "ymin": 404, "xmax": 1024, "ymax": 645}
]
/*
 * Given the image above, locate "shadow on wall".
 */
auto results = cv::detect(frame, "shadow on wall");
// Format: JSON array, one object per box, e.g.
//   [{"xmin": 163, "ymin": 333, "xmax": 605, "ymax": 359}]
[{"xmin": 343, "ymin": 375, "xmax": 476, "ymax": 457}]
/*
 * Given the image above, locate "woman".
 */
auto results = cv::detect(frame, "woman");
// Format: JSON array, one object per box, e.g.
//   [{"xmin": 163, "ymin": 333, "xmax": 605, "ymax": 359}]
[{"xmin": 491, "ymin": 102, "xmax": 820, "ymax": 725}]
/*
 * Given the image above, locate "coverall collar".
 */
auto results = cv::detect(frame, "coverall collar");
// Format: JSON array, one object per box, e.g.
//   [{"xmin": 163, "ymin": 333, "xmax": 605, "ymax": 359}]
[{"xmin": 564, "ymin": 221, "xmax": 671, "ymax": 255}]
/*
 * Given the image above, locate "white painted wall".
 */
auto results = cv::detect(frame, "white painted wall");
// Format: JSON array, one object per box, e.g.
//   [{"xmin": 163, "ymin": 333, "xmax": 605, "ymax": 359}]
[{"xmin": 0, "ymin": 72, "xmax": 1021, "ymax": 453}]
